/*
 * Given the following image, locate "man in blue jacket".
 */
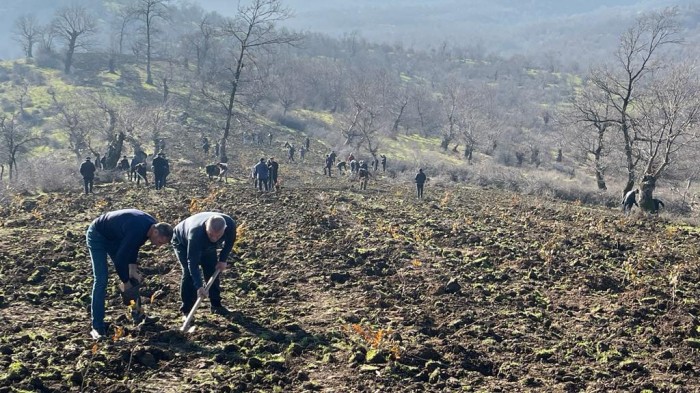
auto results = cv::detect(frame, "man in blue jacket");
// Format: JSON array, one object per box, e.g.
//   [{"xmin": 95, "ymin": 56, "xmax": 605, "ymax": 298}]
[
  {"xmin": 172, "ymin": 212, "xmax": 237, "ymax": 316},
  {"xmin": 86, "ymin": 209, "xmax": 173, "ymax": 339}
]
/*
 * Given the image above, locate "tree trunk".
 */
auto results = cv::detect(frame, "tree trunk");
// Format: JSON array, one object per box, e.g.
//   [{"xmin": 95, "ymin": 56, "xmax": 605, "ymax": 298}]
[
  {"xmin": 105, "ymin": 132, "xmax": 125, "ymax": 169},
  {"xmin": 146, "ymin": 17, "xmax": 153, "ymax": 85},
  {"xmin": 64, "ymin": 37, "xmax": 76, "ymax": 74},
  {"xmin": 639, "ymin": 174, "xmax": 657, "ymax": 213}
]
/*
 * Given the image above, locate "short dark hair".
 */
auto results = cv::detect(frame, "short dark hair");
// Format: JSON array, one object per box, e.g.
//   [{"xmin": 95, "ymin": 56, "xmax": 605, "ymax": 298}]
[{"xmin": 154, "ymin": 222, "xmax": 173, "ymax": 240}]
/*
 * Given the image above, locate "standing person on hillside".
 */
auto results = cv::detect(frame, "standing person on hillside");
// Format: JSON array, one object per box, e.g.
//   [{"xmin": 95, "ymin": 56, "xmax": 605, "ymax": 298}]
[
  {"xmin": 358, "ymin": 161, "xmax": 372, "ymax": 190},
  {"xmin": 329, "ymin": 150, "xmax": 337, "ymax": 165},
  {"xmin": 305, "ymin": 136, "xmax": 310, "ymax": 151},
  {"xmin": 372, "ymin": 156, "xmax": 379, "ymax": 172},
  {"xmin": 381, "ymin": 155, "xmax": 387, "ymax": 172},
  {"xmin": 288, "ymin": 144, "xmax": 296, "ymax": 163},
  {"xmin": 118, "ymin": 156, "xmax": 130, "ymax": 172},
  {"xmin": 86, "ymin": 209, "xmax": 173, "ymax": 339},
  {"xmin": 253, "ymin": 158, "xmax": 269, "ymax": 191},
  {"xmin": 268, "ymin": 157, "xmax": 279, "ymax": 191},
  {"xmin": 80, "ymin": 157, "xmax": 97, "ymax": 194},
  {"xmin": 152, "ymin": 152, "xmax": 169, "ymax": 190},
  {"xmin": 135, "ymin": 162, "xmax": 148, "ymax": 186},
  {"xmin": 299, "ymin": 145, "xmax": 306, "ymax": 161},
  {"xmin": 202, "ymin": 137, "xmax": 210, "ymax": 155},
  {"xmin": 214, "ymin": 141, "xmax": 220, "ymax": 157},
  {"xmin": 415, "ymin": 168, "xmax": 427, "ymax": 199},
  {"xmin": 324, "ymin": 154, "xmax": 333, "ymax": 177},
  {"xmin": 173, "ymin": 213, "xmax": 236, "ymax": 317}
]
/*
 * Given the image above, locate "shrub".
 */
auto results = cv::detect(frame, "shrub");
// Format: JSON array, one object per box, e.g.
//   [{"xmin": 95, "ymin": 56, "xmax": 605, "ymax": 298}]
[{"xmin": 274, "ymin": 114, "xmax": 307, "ymax": 132}]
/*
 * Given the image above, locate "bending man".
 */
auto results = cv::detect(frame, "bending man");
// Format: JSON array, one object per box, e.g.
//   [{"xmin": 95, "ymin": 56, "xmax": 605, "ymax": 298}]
[
  {"xmin": 86, "ymin": 209, "xmax": 173, "ymax": 339},
  {"xmin": 172, "ymin": 213, "xmax": 237, "ymax": 316}
]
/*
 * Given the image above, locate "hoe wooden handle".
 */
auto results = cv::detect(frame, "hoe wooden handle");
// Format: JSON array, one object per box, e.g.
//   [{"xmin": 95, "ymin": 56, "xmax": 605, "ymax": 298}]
[{"xmin": 180, "ymin": 269, "xmax": 221, "ymax": 332}]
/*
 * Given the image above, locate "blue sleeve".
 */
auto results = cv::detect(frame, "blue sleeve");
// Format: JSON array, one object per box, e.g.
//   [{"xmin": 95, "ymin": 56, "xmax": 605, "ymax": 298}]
[
  {"xmin": 114, "ymin": 231, "xmax": 145, "ymax": 283},
  {"xmin": 187, "ymin": 233, "xmax": 205, "ymax": 288},
  {"xmin": 218, "ymin": 220, "xmax": 237, "ymax": 262}
]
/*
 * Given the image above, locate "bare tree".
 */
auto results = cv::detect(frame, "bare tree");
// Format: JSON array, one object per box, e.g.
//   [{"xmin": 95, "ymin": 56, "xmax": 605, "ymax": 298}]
[
  {"xmin": 49, "ymin": 89, "xmax": 90, "ymax": 160},
  {"xmin": 0, "ymin": 84, "xmax": 40, "ymax": 180},
  {"xmin": 13, "ymin": 14, "xmax": 42, "ymax": 59},
  {"xmin": 131, "ymin": 0, "xmax": 171, "ymax": 85},
  {"xmin": 590, "ymin": 8, "xmax": 681, "ymax": 196},
  {"xmin": 633, "ymin": 63, "xmax": 700, "ymax": 212},
  {"xmin": 206, "ymin": 0, "xmax": 301, "ymax": 162},
  {"xmin": 566, "ymin": 82, "xmax": 616, "ymax": 190},
  {"xmin": 51, "ymin": 5, "xmax": 98, "ymax": 74}
]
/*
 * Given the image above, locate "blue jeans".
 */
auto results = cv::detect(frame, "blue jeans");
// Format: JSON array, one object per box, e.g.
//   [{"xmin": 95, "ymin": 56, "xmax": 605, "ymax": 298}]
[{"xmin": 86, "ymin": 224, "xmax": 116, "ymax": 331}]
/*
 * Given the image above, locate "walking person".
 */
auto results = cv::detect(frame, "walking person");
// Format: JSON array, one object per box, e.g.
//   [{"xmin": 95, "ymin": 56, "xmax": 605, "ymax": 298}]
[
  {"xmin": 80, "ymin": 157, "xmax": 97, "ymax": 194},
  {"xmin": 86, "ymin": 209, "xmax": 172, "ymax": 339},
  {"xmin": 152, "ymin": 152, "xmax": 169, "ymax": 190},
  {"xmin": 415, "ymin": 168, "xmax": 427, "ymax": 199}
]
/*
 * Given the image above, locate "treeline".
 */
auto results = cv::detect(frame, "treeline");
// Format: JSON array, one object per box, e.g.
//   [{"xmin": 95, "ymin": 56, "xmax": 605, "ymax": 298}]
[{"xmin": 2, "ymin": 0, "xmax": 699, "ymax": 215}]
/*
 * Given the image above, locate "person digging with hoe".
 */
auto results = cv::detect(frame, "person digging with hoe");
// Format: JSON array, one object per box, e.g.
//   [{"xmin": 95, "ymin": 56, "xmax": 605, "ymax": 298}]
[
  {"xmin": 86, "ymin": 209, "xmax": 173, "ymax": 339},
  {"xmin": 172, "ymin": 213, "xmax": 237, "ymax": 329}
]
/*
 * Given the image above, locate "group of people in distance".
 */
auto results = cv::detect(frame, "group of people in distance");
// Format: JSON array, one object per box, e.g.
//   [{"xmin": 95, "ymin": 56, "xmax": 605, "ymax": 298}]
[
  {"xmin": 87, "ymin": 209, "xmax": 236, "ymax": 340},
  {"xmin": 79, "ymin": 151, "xmax": 170, "ymax": 194}
]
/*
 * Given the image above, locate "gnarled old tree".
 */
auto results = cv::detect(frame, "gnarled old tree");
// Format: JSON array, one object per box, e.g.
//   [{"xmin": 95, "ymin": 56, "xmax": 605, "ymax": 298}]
[
  {"xmin": 204, "ymin": 0, "xmax": 300, "ymax": 162},
  {"xmin": 51, "ymin": 5, "xmax": 97, "ymax": 74},
  {"xmin": 590, "ymin": 8, "xmax": 681, "ymax": 196},
  {"xmin": 633, "ymin": 63, "xmax": 700, "ymax": 213}
]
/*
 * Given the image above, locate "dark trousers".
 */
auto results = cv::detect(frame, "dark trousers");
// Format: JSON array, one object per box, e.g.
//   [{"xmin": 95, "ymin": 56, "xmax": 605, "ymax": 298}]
[
  {"xmin": 173, "ymin": 244, "xmax": 221, "ymax": 314},
  {"xmin": 83, "ymin": 177, "xmax": 94, "ymax": 194},
  {"xmin": 257, "ymin": 177, "xmax": 269, "ymax": 191},
  {"xmin": 154, "ymin": 172, "xmax": 166, "ymax": 190},
  {"xmin": 417, "ymin": 183, "xmax": 425, "ymax": 198}
]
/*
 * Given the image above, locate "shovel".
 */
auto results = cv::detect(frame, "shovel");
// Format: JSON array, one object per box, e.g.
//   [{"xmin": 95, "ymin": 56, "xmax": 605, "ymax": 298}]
[{"xmin": 180, "ymin": 269, "xmax": 221, "ymax": 333}]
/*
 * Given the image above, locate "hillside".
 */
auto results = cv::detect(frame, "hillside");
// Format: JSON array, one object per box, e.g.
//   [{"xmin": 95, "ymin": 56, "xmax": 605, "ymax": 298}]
[{"xmin": 1, "ymin": 151, "xmax": 699, "ymax": 392}]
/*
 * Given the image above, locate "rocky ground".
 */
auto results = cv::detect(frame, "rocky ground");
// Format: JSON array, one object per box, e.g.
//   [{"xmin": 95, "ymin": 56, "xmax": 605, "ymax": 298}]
[{"xmin": 1, "ymin": 153, "xmax": 700, "ymax": 393}]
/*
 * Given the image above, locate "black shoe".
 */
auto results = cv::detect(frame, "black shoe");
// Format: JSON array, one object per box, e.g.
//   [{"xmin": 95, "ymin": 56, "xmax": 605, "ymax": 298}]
[
  {"xmin": 210, "ymin": 305, "xmax": 231, "ymax": 315},
  {"xmin": 90, "ymin": 328, "xmax": 107, "ymax": 340}
]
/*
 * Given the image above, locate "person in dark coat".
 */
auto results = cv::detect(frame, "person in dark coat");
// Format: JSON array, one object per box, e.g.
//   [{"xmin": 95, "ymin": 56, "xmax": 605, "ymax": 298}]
[
  {"xmin": 80, "ymin": 157, "xmax": 97, "ymax": 194},
  {"xmin": 135, "ymin": 162, "xmax": 148, "ymax": 186},
  {"xmin": 152, "ymin": 152, "xmax": 169, "ymax": 190},
  {"xmin": 129, "ymin": 156, "xmax": 141, "ymax": 181},
  {"xmin": 324, "ymin": 154, "xmax": 333, "ymax": 177},
  {"xmin": 118, "ymin": 156, "xmax": 130, "ymax": 172},
  {"xmin": 86, "ymin": 209, "xmax": 172, "ymax": 339},
  {"xmin": 337, "ymin": 161, "xmax": 347, "ymax": 174},
  {"xmin": 172, "ymin": 213, "xmax": 236, "ymax": 316},
  {"xmin": 381, "ymin": 155, "xmax": 387, "ymax": 172},
  {"xmin": 304, "ymin": 136, "xmax": 310, "ymax": 150},
  {"xmin": 268, "ymin": 157, "xmax": 279, "ymax": 191},
  {"xmin": 253, "ymin": 158, "xmax": 269, "ymax": 191},
  {"xmin": 415, "ymin": 168, "xmax": 427, "ymax": 199},
  {"xmin": 358, "ymin": 161, "xmax": 372, "ymax": 190}
]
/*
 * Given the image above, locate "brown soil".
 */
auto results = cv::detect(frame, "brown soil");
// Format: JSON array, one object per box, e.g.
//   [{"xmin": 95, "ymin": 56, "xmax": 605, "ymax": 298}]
[{"xmin": 1, "ymin": 158, "xmax": 699, "ymax": 392}]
